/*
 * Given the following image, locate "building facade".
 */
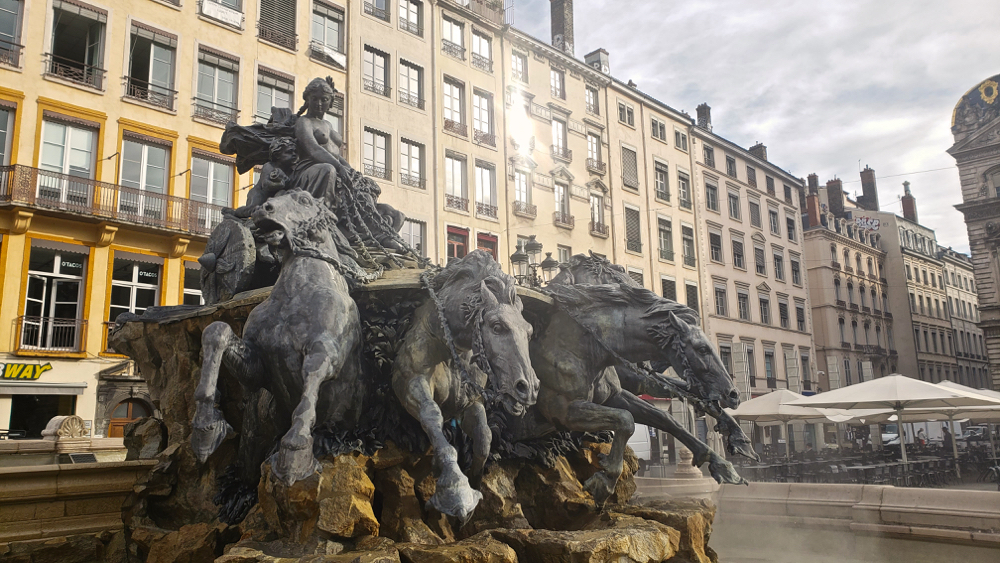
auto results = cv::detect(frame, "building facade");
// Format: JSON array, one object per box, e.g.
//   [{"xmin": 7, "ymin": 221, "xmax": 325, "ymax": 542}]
[
  {"xmin": 938, "ymin": 246, "xmax": 990, "ymax": 388},
  {"xmin": 949, "ymin": 73, "xmax": 1000, "ymax": 390}
]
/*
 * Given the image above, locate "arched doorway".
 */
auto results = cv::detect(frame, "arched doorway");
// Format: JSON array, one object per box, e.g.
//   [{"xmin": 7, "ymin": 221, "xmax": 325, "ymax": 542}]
[{"xmin": 107, "ymin": 399, "xmax": 150, "ymax": 437}]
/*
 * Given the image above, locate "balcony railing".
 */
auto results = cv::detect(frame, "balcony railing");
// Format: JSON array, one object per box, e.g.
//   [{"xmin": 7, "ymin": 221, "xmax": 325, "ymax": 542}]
[
  {"xmin": 660, "ymin": 248, "xmax": 674, "ymax": 261},
  {"xmin": 363, "ymin": 163, "xmax": 390, "ymax": 180},
  {"xmin": 192, "ymin": 98, "xmax": 240, "ymax": 125},
  {"xmin": 551, "ymin": 85, "xmax": 565, "ymax": 100},
  {"xmin": 586, "ymin": 158, "xmax": 606, "ymax": 174},
  {"xmin": 363, "ymin": 78, "xmax": 390, "ymax": 97},
  {"xmin": 679, "ymin": 199, "xmax": 692, "ymax": 210},
  {"xmin": 476, "ymin": 201, "xmax": 498, "ymax": 219},
  {"xmin": 0, "ymin": 38, "xmax": 23, "ymax": 68},
  {"xmin": 258, "ymin": 24, "xmax": 297, "ymax": 50},
  {"xmin": 845, "ymin": 266, "xmax": 854, "ymax": 273},
  {"xmin": 15, "ymin": 316, "xmax": 87, "ymax": 354},
  {"xmin": 474, "ymin": 129, "xmax": 496, "ymax": 147},
  {"xmin": 836, "ymin": 299, "xmax": 846, "ymax": 307},
  {"xmin": 398, "ymin": 91, "xmax": 425, "ymax": 110},
  {"xmin": 442, "ymin": 40, "xmax": 465, "ymax": 60},
  {"xmin": 444, "ymin": 119, "xmax": 467, "ymax": 136},
  {"xmin": 445, "ymin": 0, "xmax": 504, "ymax": 25},
  {"xmin": 511, "ymin": 69, "xmax": 526, "ymax": 83},
  {"xmin": 445, "ymin": 194, "xmax": 468, "ymax": 212},
  {"xmin": 399, "ymin": 18, "xmax": 423, "ymax": 37},
  {"xmin": 849, "ymin": 303, "xmax": 859, "ymax": 311},
  {"xmin": 364, "ymin": 1, "xmax": 390, "ymax": 21},
  {"xmin": 655, "ymin": 189, "xmax": 670, "ymax": 202},
  {"xmin": 400, "ymin": 172, "xmax": 425, "ymax": 189},
  {"xmin": 767, "ymin": 377, "xmax": 777, "ymax": 389},
  {"xmin": 43, "ymin": 53, "xmax": 106, "ymax": 90},
  {"xmin": 0, "ymin": 164, "xmax": 225, "ymax": 236},
  {"xmin": 868, "ymin": 273, "xmax": 878, "ymax": 281},
  {"xmin": 122, "ymin": 77, "xmax": 177, "ymax": 111},
  {"xmin": 512, "ymin": 201, "xmax": 536, "ymax": 218},
  {"xmin": 586, "ymin": 102, "xmax": 599, "ymax": 115},
  {"xmin": 862, "ymin": 306, "xmax": 871, "ymax": 314},
  {"xmin": 684, "ymin": 254, "xmax": 696, "ymax": 267},
  {"xmin": 626, "ymin": 239, "xmax": 642, "ymax": 253},
  {"xmin": 309, "ymin": 40, "xmax": 346, "ymax": 68},
  {"xmin": 884, "ymin": 312, "xmax": 893, "ymax": 319},
  {"xmin": 832, "ymin": 261, "xmax": 841, "ymax": 270},
  {"xmin": 553, "ymin": 211, "xmax": 574, "ymax": 229},
  {"xmin": 471, "ymin": 52, "xmax": 493, "ymax": 73},
  {"xmin": 873, "ymin": 309, "xmax": 882, "ymax": 316},
  {"xmin": 551, "ymin": 145, "xmax": 572, "ymax": 161},
  {"xmin": 590, "ymin": 221, "xmax": 609, "ymax": 238}
]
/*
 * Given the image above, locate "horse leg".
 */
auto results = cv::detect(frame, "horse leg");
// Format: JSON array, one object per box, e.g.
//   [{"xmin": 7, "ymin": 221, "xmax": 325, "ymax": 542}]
[
  {"xmin": 400, "ymin": 377, "xmax": 481, "ymax": 521},
  {"xmin": 458, "ymin": 401, "xmax": 490, "ymax": 489},
  {"xmin": 551, "ymin": 398, "xmax": 634, "ymax": 506},
  {"xmin": 192, "ymin": 321, "xmax": 262, "ymax": 463},
  {"xmin": 605, "ymin": 391, "xmax": 746, "ymax": 485}
]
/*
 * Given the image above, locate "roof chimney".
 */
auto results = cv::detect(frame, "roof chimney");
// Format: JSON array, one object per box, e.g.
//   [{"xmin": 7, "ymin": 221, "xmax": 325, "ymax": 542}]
[
  {"xmin": 749, "ymin": 142, "xmax": 767, "ymax": 161},
  {"xmin": 550, "ymin": 0, "xmax": 574, "ymax": 56},
  {"xmin": 584, "ymin": 48, "xmax": 610, "ymax": 74},
  {"xmin": 827, "ymin": 178, "xmax": 845, "ymax": 217},
  {"xmin": 901, "ymin": 181, "xmax": 918, "ymax": 223},
  {"xmin": 807, "ymin": 173, "xmax": 820, "ymax": 195},
  {"xmin": 857, "ymin": 165, "xmax": 880, "ymax": 211},
  {"xmin": 696, "ymin": 103, "xmax": 712, "ymax": 131},
  {"xmin": 807, "ymin": 191, "xmax": 821, "ymax": 228}
]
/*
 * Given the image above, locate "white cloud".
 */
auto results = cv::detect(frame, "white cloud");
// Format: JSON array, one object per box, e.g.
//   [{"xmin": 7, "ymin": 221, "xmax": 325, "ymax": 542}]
[{"xmin": 511, "ymin": 0, "xmax": 1000, "ymax": 253}]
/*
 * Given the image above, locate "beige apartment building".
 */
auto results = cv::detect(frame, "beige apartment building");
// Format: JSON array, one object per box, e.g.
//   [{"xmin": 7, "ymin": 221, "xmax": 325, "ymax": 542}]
[{"xmin": 938, "ymin": 246, "xmax": 990, "ymax": 388}]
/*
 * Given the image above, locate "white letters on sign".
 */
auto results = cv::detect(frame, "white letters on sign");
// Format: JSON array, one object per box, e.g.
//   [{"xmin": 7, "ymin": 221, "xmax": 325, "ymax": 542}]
[{"xmin": 854, "ymin": 216, "xmax": 880, "ymax": 231}]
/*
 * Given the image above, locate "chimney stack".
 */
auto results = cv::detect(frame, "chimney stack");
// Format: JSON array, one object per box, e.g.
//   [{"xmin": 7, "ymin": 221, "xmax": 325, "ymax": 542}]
[
  {"xmin": 550, "ymin": 0, "xmax": 574, "ymax": 56},
  {"xmin": 807, "ymin": 173, "xmax": 820, "ymax": 194},
  {"xmin": 857, "ymin": 165, "xmax": 880, "ymax": 211},
  {"xmin": 807, "ymin": 191, "xmax": 822, "ymax": 228},
  {"xmin": 749, "ymin": 142, "xmax": 767, "ymax": 161},
  {"xmin": 827, "ymin": 178, "xmax": 845, "ymax": 217},
  {"xmin": 901, "ymin": 181, "xmax": 918, "ymax": 222},
  {"xmin": 696, "ymin": 103, "xmax": 712, "ymax": 131},
  {"xmin": 584, "ymin": 48, "xmax": 610, "ymax": 74}
]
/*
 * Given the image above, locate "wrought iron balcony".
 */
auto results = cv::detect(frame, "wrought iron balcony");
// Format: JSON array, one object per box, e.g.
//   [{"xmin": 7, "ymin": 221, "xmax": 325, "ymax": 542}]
[
  {"xmin": 399, "ymin": 18, "xmax": 423, "ymax": 37},
  {"xmin": 400, "ymin": 172, "xmax": 425, "ymax": 189},
  {"xmin": 444, "ymin": 0, "xmax": 504, "ymax": 25},
  {"xmin": 445, "ymin": 194, "xmax": 468, "ymax": 212},
  {"xmin": 845, "ymin": 265, "xmax": 854, "ymax": 273},
  {"xmin": 44, "ymin": 53, "xmax": 106, "ymax": 90},
  {"xmin": 364, "ymin": 1, "xmax": 389, "ymax": 21},
  {"xmin": 586, "ymin": 158, "xmax": 606, "ymax": 174},
  {"xmin": 122, "ymin": 77, "xmax": 177, "ymax": 111},
  {"xmin": 476, "ymin": 202, "xmax": 498, "ymax": 219},
  {"xmin": 679, "ymin": 199, "xmax": 692, "ymax": 210},
  {"xmin": 0, "ymin": 38, "xmax": 23, "ymax": 68},
  {"xmin": 553, "ymin": 211, "xmax": 574, "ymax": 229},
  {"xmin": 589, "ymin": 221, "xmax": 609, "ymax": 238},
  {"xmin": 442, "ymin": 40, "xmax": 465, "ymax": 60},
  {"xmin": 471, "ymin": 52, "xmax": 493, "ymax": 73},
  {"xmin": 836, "ymin": 299, "xmax": 846, "ymax": 307},
  {"xmin": 474, "ymin": 129, "xmax": 496, "ymax": 147},
  {"xmin": 850, "ymin": 303, "xmax": 859, "ymax": 311},
  {"xmin": 832, "ymin": 261, "xmax": 841, "ymax": 270},
  {"xmin": 873, "ymin": 309, "xmax": 882, "ymax": 316},
  {"xmin": 841, "ymin": 342, "xmax": 853, "ymax": 350},
  {"xmin": 398, "ymin": 91, "xmax": 425, "ymax": 110},
  {"xmin": 258, "ymin": 24, "xmax": 297, "ymax": 50},
  {"xmin": 767, "ymin": 377, "xmax": 777, "ymax": 389},
  {"xmin": 444, "ymin": 119, "xmax": 467, "ymax": 137},
  {"xmin": 869, "ymin": 273, "xmax": 878, "ymax": 281},
  {"xmin": 512, "ymin": 201, "xmax": 536, "ymax": 218},
  {"xmin": 363, "ymin": 163, "xmax": 390, "ymax": 180},
  {"xmin": 363, "ymin": 78, "xmax": 390, "ymax": 97},
  {"xmin": 511, "ymin": 69, "xmax": 526, "ymax": 83},
  {"xmin": 660, "ymin": 248, "xmax": 675, "ymax": 261},
  {"xmin": 0, "ymin": 164, "xmax": 225, "ymax": 236},
  {"xmin": 684, "ymin": 254, "xmax": 696, "ymax": 267},
  {"xmin": 551, "ymin": 145, "xmax": 572, "ymax": 161},
  {"xmin": 626, "ymin": 239, "xmax": 642, "ymax": 253},
  {"xmin": 192, "ymin": 98, "xmax": 239, "ymax": 125},
  {"xmin": 655, "ymin": 189, "xmax": 670, "ymax": 202},
  {"xmin": 15, "ymin": 316, "xmax": 87, "ymax": 354},
  {"xmin": 586, "ymin": 102, "xmax": 599, "ymax": 115},
  {"xmin": 862, "ymin": 306, "xmax": 871, "ymax": 314},
  {"xmin": 309, "ymin": 40, "xmax": 346, "ymax": 68}
]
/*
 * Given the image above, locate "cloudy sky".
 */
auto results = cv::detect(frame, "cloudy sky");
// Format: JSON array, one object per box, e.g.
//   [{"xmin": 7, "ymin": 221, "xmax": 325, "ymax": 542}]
[{"xmin": 511, "ymin": 0, "xmax": 999, "ymax": 253}]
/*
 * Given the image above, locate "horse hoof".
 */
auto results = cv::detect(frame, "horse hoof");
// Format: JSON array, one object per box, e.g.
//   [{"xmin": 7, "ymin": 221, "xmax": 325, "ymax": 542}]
[
  {"xmin": 280, "ymin": 432, "xmax": 312, "ymax": 452},
  {"xmin": 583, "ymin": 472, "xmax": 617, "ymax": 507},
  {"xmin": 709, "ymin": 456, "xmax": 746, "ymax": 486},
  {"xmin": 270, "ymin": 448, "xmax": 321, "ymax": 486},
  {"xmin": 191, "ymin": 409, "xmax": 232, "ymax": 463},
  {"xmin": 427, "ymin": 476, "xmax": 482, "ymax": 521}
]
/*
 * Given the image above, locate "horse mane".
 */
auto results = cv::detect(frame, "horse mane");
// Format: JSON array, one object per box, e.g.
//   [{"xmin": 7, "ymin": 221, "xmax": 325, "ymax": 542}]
[
  {"xmin": 544, "ymin": 282, "xmax": 700, "ymax": 329},
  {"xmin": 549, "ymin": 252, "xmax": 637, "ymax": 286},
  {"xmin": 431, "ymin": 250, "xmax": 520, "ymax": 324}
]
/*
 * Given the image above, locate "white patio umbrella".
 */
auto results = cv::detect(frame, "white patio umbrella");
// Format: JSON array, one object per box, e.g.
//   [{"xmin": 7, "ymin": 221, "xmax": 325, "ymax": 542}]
[
  {"xmin": 726, "ymin": 389, "xmax": 849, "ymax": 460},
  {"xmin": 931, "ymin": 381, "xmax": 1000, "ymax": 466},
  {"xmin": 788, "ymin": 374, "xmax": 1000, "ymax": 469}
]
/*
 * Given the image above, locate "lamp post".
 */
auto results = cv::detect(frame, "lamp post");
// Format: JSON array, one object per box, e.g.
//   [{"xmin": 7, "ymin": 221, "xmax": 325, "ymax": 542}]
[{"xmin": 510, "ymin": 236, "xmax": 557, "ymax": 288}]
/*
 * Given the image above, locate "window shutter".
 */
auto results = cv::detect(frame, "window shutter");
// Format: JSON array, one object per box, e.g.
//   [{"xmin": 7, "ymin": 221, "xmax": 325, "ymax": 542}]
[
  {"xmin": 314, "ymin": 0, "xmax": 344, "ymax": 20},
  {"xmin": 685, "ymin": 284, "xmax": 699, "ymax": 314},
  {"xmin": 625, "ymin": 207, "xmax": 640, "ymax": 242},
  {"xmin": 733, "ymin": 343, "xmax": 750, "ymax": 402},
  {"xmin": 784, "ymin": 348, "xmax": 799, "ymax": 393},
  {"xmin": 260, "ymin": 0, "xmax": 297, "ymax": 44},
  {"xmin": 198, "ymin": 47, "xmax": 239, "ymax": 72},
  {"xmin": 861, "ymin": 361, "xmax": 874, "ymax": 382},
  {"xmin": 661, "ymin": 279, "xmax": 676, "ymax": 301},
  {"xmin": 826, "ymin": 356, "xmax": 841, "ymax": 389},
  {"xmin": 131, "ymin": 22, "xmax": 178, "ymax": 48},
  {"xmin": 621, "ymin": 147, "xmax": 638, "ymax": 188},
  {"xmin": 628, "ymin": 271, "xmax": 643, "ymax": 286}
]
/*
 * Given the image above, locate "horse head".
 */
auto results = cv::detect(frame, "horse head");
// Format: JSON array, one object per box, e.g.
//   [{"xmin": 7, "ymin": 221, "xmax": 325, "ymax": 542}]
[
  {"xmin": 549, "ymin": 251, "xmax": 636, "ymax": 286},
  {"xmin": 251, "ymin": 189, "xmax": 336, "ymax": 254}
]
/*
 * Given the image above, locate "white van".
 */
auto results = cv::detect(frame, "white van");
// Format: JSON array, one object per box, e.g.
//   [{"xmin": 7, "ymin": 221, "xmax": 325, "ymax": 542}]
[{"xmin": 627, "ymin": 424, "xmax": 653, "ymax": 474}]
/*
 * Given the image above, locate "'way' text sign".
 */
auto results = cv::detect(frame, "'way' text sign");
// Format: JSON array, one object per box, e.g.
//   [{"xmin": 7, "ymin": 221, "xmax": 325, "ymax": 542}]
[{"xmin": 1, "ymin": 362, "xmax": 53, "ymax": 380}]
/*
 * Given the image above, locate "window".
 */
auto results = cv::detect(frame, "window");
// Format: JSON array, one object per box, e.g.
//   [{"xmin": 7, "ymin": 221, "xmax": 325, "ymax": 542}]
[
  {"xmin": 550, "ymin": 67, "xmax": 565, "ymax": 99},
  {"xmin": 0, "ymin": 0, "xmax": 23, "ymax": 68},
  {"xmin": 511, "ymin": 51, "xmax": 527, "ymax": 82},
  {"xmin": 590, "ymin": 193, "xmax": 604, "ymax": 226},
  {"xmin": 363, "ymin": 128, "xmax": 390, "ymax": 178},
  {"xmin": 905, "ymin": 264, "xmax": 912, "ymax": 280},
  {"xmin": 587, "ymin": 133, "xmax": 601, "ymax": 163},
  {"xmin": 259, "ymin": 0, "xmax": 297, "ymax": 48},
  {"xmin": 399, "ymin": 139, "xmax": 423, "ymax": 188},
  {"xmin": 726, "ymin": 155, "xmax": 737, "ymax": 177},
  {"xmin": 190, "ymin": 155, "xmax": 232, "ymax": 229},
  {"xmin": 442, "ymin": 16, "xmax": 464, "ymax": 56},
  {"xmin": 754, "ymin": 246, "xmax": 766, "ymax": 275},
  {"xmin": 21, "ymin": 243, "xmax": 88, "ymax": 351},
  {"xmin": 444, "ymin": 154, "xmax": 466, "ymax": 199},
  {"xmin": 747, "ymin": 346, "xmax": 757, "ymax": 387},
  {"xmin": 796, "ymin": 305, "xmax": 806, "ymax": 331},
  {"xmin": 748, "ymin": 199, "xmax": 761, "ymax": 228},
  {"xmin": 446, "ymin": 226, "xmax": 468, "ymax": 262},
  {"xmin": 621, "ymin": 147, "xmax": 639, "ymax": 189},
  {"xmin": 125, "ymin": 23, "xmax": 176, "ymax": 110},
  {"xmin": 678, "ymin": 172, "xmax": 691, "ymax": 208},
  {"xmin": 109, "ymin": 256, "xmax": 161, "ymax": 324},
  {"xmin": 255, "ymin": 69, "xmax": 293, "ymax": 123},
  {"xmin": 0, "ymin": 107, "xmax": 11, "ymax": 165},
  {"xmin": 844, "ymin": 358, "xmax": 852, "ymax": 385},
  {"xmin": 658, "ymin": 218, "xmax": 673, "ymax": 261},
  {"xmin": 732, "ymin": 239, "xmax": 745, "ymax": 269},
  {"xmin": 778, "ymin": 300, "xmax": 789, "ymax": 328},
  {"xmin": 720, "ymin": 344, "xmax": 733, "ymax": 375},
  {"xmin": 398, "ymin": 0, "xmax": 422, "ymax": 35},
  {"xmin": 737, "ymin": 291, "xmax": 750, "ymax": 320},
  {"xmin": 443, "ymin": 78, "xmax": 464, "ymax": 126},
  {"xmin": 759, "ymin": 296, "xmax": 771, "ymax": 324},
  {"xmin": 363, "ymin": 46, "xmax": 390, "ymax": 96},
  {"xmin": 705, "ymin": 184, "xmax": 719, "ymax": 211},
  {"xmin": 651, "ymin": 117, "xmax": 667, "ymax": 141},
  {"xmin": 709, "ymin": 232, "xmax": 723, "ymax": 262},
  {"xmin": 728, "ymin": 192, "xmax": 741, "ymax": 219},
  {"xmin": 119, "ymin": 136, "xmax": 168, "ymax": 220},
  {"xmin": 474, "ymin": 91, "xmax": 493, "ymax": 139},
  {"xmin": 475, "ymin": 162, "xmax": 496, "ymax": 214},
  {"xmin": 311, "ymin": 2, "xmax": 345, "ymax": 63},
  {"xmin": 686, "ymin": 283, "xmax": 699, "ymax": 313},
  {"xmin": 47, "ymin": 0, "xmax": 107, "ymax": 89},
  {"xmin": 617, "ymin": 102, "xmax": 634, "ymax": 126},
  {"xmin": 784, "ymin": 184, "xmax": 793, "ymax": 202},
  {"xmin": 773, "ymin": 252, "xmax": 785, "ymax": 281},
  {"xmin": 801, "ymin": 354, "xmax": 812, "ymax": 390},
  {"xmin": 585, "ymin": 86, "xmax": 598, "ymax": 114},
  {"xmin": 514, "ymin": 170, "xmax": 530, "ymax": 204},
  {"xmin": 852, "ymin": 321, "xmax": 859, "ymax": 344},
  {"xmin": 764, "ymin": 351, "xmax": 776, "ymax": 387},
  {"xmin": 625, "ymin": 206, "xmax": 641, "ymax": 253},
  {"xmin": 398, "ymin": 60, "xmax": 423, "ymax": 108},
  {"xmin": 674, "ymin": 130, "xmax": 688, "ymax": 151},
  {"xmin": 768, "ymin": 209, "xmax": 780, "ymax": 235},
  {"xmin": 765, "ymin": 175, "xmax": 775, "ymax": 195},
  {"xmin": 682, "ymin": 226, "xmax": 695, "ymax": 266},
  {"xmin": 471, "ymin": 31, "xmax": 491, "ymax": 71},
  {"xmin": 839, "ymin": 318, "xmax": 846, "ymax": 342},
  {"xmin": 661, "ymin": 278, "xmax": 677, "ymax": 301},
  {"xmin": 38, "ymin": 119, "xmax": 96, "ymax": 205},
  {"xmin": 183, "ymin": 262, "xmax": 204, "ymax": 306},
  {"xmin": 551, "ymin": 118, "xmax": 567, "ymax": 154},
  {"xmin": 848, "ymin": 283, "xmax": 855, "ymax": 305},
  {"xmin": 477, "ymin": 232, "xmax": 498, "ymax": 260},
  {"xmin": 195, "ymin": 49, "xmax": 238, "ymax": 123},
  {"xmin": 650, "ymin": 163, "xmax": 668, "ymax": 200},
  {"xmin": 790, "ymin": 257, "xmax": 801, "ymax": 285},
  {"xmin": 557, "ymin": 245, "xmax": 572, "ymax": 264},
  {"xmin": 554, "ymin": 181, "xmax": 570, "ymax": 216},
  {"xmin": 703, "ymin": 146, "xmax": 715, "ymax": 168},
  {"xmin": 628, "ymin": 269, "xmax": 644, "ymax": 287},
  {"xmin": 746, "ymin": 166, "xmax": 757, "ymax": 187}
]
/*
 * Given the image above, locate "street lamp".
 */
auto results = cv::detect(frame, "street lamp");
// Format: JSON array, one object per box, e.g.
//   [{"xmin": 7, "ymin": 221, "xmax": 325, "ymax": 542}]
[
  {"xmin": 509, "ymin": 237, "xmax": 551, "ymax": 288},
  {"xmin": 540, "ymin": 252, "xmax": 560, "ymax": 283},
  {"xmin": 510, "ymin": 242, "xmax": 529, "ymax": 280},
  {"xmin": 524, "ymin": 235, "xmax": 543, "ymax": 265}
]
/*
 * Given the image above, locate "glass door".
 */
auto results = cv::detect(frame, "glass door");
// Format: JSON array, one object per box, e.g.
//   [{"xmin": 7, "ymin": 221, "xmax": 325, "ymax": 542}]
[
  {"xmin": 21, "ymin": 275, "xmax": 47, "ymax": 348},
  {"xmin": 38, "ymin": 121, "xmax": 95, "ymax": 207},
  {"xmin": 149, "ymin": 43, "xmax": 173, "ymax": 97},
  {"xmin": 48, "ymin": 279, "xmax": 81, "ymax": 350},
  {"xmin": 119, "ymin": 139, "xmax": 167, "ymax": 220}
]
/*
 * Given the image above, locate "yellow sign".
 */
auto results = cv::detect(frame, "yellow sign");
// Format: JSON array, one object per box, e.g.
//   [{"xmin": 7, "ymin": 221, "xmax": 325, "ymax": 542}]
[{"xmin": 1, "ymin": 362, "xmax": 53, "ymax": 380}]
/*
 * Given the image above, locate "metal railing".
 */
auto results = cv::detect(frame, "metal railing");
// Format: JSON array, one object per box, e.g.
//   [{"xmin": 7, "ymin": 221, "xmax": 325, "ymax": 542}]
[
  {"xmin": 399, "ymin": 18, "xmax": 423, "ymax": 37},
  {"xmin": 590, "ymin": 221, "xmax": 609, "ymax": 237},
  {"xmin": 474, "ymin": 129, "xmax": 496, "ymax": 147},
  {"xmin": 586, "ymin": 102, "xmax": 598, "ymax": 115},
  {"xmin": 43, "ymin": 53, "xmax": 106, "ymax": 90},
  {"xmin": 258, "ymin": 25, "xmax": 297, "ymax": 50},
  {"xmin": 15, "ymin": 316, "xmax": 87, "ymax": 354},
  {"xmin": 660, "ymin": 248, "xmax": 675, "ymax": 261},
  {"xmin": 832, "ymin": 261, "xmax": 841, "ymax": 270},
  {"xmin": 309, "ymin": 40, "xmax": 346, "ymax": 67},
  {"xmin": 845, "ymin": 266, "xmax": 854, "ymax": 273},
  {"xmin": 586, "ymin": 158, "xmax": 606, "ymax": 174},
  {"xmin": 476, "ymin": 201, "xmax": 498, "ymax": 219},
  {"xmin": 511, "ymin": 69, "xmax": 526, "ymax": 83},
  {"xmin": 444, "ymin": 0, "xmax": 504, "ymax": 25},
  {"xmin": 553, "ymin": 211, "xmax": 574, "ymax": 228},
  {"xmin": 767, "ymin": 377, "xmax": 777, "ymax": 389},
  {"xmin": 836, "ymin": 299, "xmax": 846, "ymax": 307},
  {"xmin": 398, "ymin": 91, "xmax": 425, "ymax": 109},
  {"xmin": 442, "ymin": 40, "xmax": 465, "ymax": 60},
  {"xmin": 192, "ymin": 98, "xmax": 239, "ymax": 125},
  {"xmin": 850, "ymin": 303, "xmax": 859, "ymax": 311},
  {"xmin": 400, "ymin": 172, "xmax": 425, "ymax": 189},
  {"xmin": 884, "ymin": 312, "xmax": 893, "ymax": 319},
  {"xmin": 364, "ymin": 1, "xmax": 389, "ymax": 21},
  {"xmin": 684, "ymin": 254, "xmax": 696, "ymax": 267},
  {"xmin": 655, "ymin": 189, "xmax": 670, "ymax": 202},
  {"xmin": 444, "ymin": 119, "xmax": 467, "ymax": 136},
  {"xmin": 363, "ymin": 163, "xmax": 390, "ymax": 180},
  {"xmin": 0, "ymin": 164, "xmax": 225, "ymax": 236},
  {"xmin": 512, "ymin": 201, "xmax": 536, "ymax": 218},
  {"xmin": 0, "ymin": 38, "xmax": 23, "ymax": 68},
  {"xmin": 363, "ymin": 78, "xmax": 390, "ymax": 97},
  {"xmin": 445, "ymin": 194, "xmax": 468, "ymax": 211},
  {"xmin": 471, "ymin": 52, "xmax": 493, "ymax": 73},
  {"xmin": 551, "ymin": 85, "xmax": 565, "ymax": 99},
  {"xmin": 679, "ymin": 199, "xmax": 692, "ymax": 210},
  {"xmin": 122, "ymin": 76, "xmax": 177, "ymax": 111},
  {"xmin": 873, "ymin": 309, "xmax": 882, "ymax": 316},
  {"xmin": 626, "ymin": 239, "xmax": 642, "ymax": 253},
  {"xmin": 551, "ymin": 145, "xmax": 572, "ymax": 161}
]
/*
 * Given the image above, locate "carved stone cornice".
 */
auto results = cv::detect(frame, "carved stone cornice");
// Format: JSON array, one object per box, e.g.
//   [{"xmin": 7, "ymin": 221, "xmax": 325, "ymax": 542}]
[{"xmin": 955, "ymin": 197, "xmax": 1000, "ymax": 221}]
